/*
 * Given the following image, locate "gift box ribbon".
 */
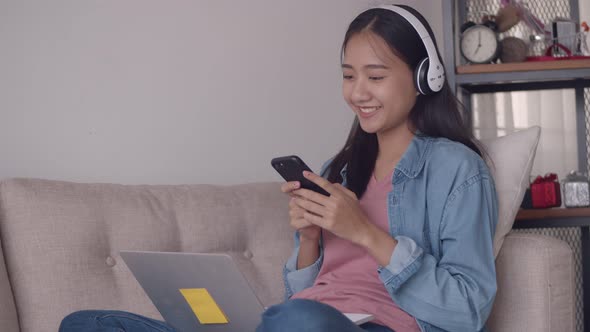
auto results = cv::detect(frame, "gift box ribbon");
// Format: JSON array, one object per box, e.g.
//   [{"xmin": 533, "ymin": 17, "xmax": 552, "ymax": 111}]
[{"xmin": 533, "ymin": 173, "xmax": 558, "ymax": 184}]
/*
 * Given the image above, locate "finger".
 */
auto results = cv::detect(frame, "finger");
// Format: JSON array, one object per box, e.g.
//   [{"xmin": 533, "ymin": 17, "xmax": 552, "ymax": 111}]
[
  {"xmin": 288, "ymin": 191, "xmax": 304, "ymax": 198},
  {"xmin": 333, "ymin": 183, "xmax": 357, "ymax": 199},
  {"xmin": 289, "ymin": 208, "xmax": 304, "ymax": 219},
  {"xmin": 303, "ymin": 211, "xmax": 325, "ymax": 228},
  {"xmin": 289, "ymin": 199, "xmax": 306, "ymax": 217},
  {"xmin": 302, "ymin": 171, "xmax": 336, "ymax": 195},
  {"xmin": 293, "ymin": 188, "xmax": 331, "ymax": 206},
  {"xmin": 293, "ymin": 197, "xmax": 325, "ymax": 218},
  {"xmin": 289, "ymin": 197, "xmax": 307, "ymax": 209},
  {"xmin": 291, "ymin": 217, "xmax": 314, "ymax": 229},
  {"xmin": 281, "ymin": 181, "xmax": 300, "ymax": 194}
]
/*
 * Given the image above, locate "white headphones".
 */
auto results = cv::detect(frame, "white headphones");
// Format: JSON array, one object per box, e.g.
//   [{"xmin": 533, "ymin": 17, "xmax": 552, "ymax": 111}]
[{"xmin": 378, "ymin": 5, "xmax": 445, "ymax": 95}]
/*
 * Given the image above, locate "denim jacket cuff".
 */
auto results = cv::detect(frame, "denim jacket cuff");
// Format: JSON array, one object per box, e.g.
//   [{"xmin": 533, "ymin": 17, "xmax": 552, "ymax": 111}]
[
  {"xmin": 378, "ymin": 235, "xmax": 424, "ymax": 291},
  {"xmin": 284, "ymin": 247, "xmax": 323, "ymax": 297}
]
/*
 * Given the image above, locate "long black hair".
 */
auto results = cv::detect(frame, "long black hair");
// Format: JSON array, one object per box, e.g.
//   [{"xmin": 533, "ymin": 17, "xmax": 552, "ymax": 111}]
[{"xmin": 326, "ymin": 6, "xmax": 484, "ymax": 199}]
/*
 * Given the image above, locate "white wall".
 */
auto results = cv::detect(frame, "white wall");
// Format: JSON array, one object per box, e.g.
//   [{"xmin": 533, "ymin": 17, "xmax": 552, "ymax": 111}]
[{"xmin": 0, "ymin": 0, "xmax": 439, "ymax": 185}]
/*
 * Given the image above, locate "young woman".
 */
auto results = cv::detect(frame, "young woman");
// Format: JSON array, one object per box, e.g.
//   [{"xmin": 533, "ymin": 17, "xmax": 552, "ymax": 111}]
[
  {"xmin": 256, "ymin": 4, "xmax": 497, "ymax": 332},
  {"xmin": 59, "ymin": 5, "xmax": 497, "ymax": 332}
]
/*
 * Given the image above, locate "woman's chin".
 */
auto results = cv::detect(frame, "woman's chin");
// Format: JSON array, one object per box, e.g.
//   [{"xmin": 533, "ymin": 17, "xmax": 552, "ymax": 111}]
[{"xmin": 358, "ymin": 122, "xmax": 379, "ymax": 134}]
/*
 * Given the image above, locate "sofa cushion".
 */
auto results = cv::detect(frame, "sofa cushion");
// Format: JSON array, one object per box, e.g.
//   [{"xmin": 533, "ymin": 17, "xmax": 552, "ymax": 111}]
[
  {"xmin": 481, "ymin": 126, "xmax": 541, "ymax": 257},
  {"xmin": 0, "ymin": 179, "xmax": 292, "ymax": 332}
]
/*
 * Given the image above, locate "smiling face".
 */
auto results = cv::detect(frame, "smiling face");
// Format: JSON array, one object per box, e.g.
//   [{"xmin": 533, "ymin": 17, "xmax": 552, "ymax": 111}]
[{"xmin": 342, "ymin": 32, "xmax": 418, "ymax": 136}]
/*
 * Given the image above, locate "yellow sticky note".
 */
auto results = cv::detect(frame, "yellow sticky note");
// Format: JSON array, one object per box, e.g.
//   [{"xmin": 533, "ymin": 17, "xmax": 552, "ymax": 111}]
[{"xmin": 179, "ymin": 288, "xmax": 229, "ymax": 324}]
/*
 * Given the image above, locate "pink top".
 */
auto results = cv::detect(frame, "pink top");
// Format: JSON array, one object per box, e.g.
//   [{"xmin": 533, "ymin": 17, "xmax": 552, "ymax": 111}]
[{"xmin": 292, "ymin": 173, "xmax": 420, "ymax": 332}]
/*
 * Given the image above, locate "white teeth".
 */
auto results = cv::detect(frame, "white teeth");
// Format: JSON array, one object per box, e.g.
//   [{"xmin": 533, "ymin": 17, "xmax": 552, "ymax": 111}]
[{"xmin": 359, "ymin": 106, "xmax": 380, "ymax": 113}]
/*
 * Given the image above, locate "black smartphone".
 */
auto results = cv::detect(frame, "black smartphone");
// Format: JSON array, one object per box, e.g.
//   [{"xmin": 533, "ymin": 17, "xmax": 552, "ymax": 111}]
[{"xmin": 271, "ymin": 155, "xmax": 330, "ymax": 196}]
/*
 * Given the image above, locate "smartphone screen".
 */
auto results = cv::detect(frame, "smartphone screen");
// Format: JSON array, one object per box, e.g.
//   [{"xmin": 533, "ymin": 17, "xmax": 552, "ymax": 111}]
[{"xmin": 271, "ymin": 155, "xmax": 330, "ymax": 196}]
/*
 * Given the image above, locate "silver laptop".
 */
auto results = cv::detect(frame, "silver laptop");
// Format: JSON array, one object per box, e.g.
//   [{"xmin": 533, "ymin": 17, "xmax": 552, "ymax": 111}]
[{"xmin": 119, "ymin": 251, "xmax": 265, "ymax": 332}]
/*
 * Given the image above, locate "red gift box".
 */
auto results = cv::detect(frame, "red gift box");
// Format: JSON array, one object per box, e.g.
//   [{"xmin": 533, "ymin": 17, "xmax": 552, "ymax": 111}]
[{"xmin": 530, "ymin": 174, "xmax": 562, "ymax": 208}]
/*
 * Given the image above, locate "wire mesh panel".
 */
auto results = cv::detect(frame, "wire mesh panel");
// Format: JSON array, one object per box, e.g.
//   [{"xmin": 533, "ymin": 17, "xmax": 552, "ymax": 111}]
[
  {"xmin": 464, "ymin": 1, "xmax": 572, "ymax": 33},
  {"xmin": 464, "ymin": 0, "xmax": 573, "ymax": 58}
]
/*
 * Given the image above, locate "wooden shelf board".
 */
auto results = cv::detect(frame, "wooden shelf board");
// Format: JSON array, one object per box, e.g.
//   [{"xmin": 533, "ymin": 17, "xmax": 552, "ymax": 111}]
[
  {"xmin": 456, "ymin": 59, "xmax": 590, "ymax": 75},
  {"xmin": 516, "ymin": 208, "xmax": 590, "ymax": 220}
]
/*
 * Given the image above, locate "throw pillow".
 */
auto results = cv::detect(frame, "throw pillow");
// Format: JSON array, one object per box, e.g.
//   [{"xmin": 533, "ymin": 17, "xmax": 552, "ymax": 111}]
[{"xmin": 481, "ymin": 126, "xmax": 541, "ymax": 258}]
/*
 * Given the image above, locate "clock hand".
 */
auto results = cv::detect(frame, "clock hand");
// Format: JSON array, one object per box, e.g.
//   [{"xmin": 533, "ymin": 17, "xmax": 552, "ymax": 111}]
[{"xmin": 478, "ymin": 31, "xmax": 481, "ymax": 47}]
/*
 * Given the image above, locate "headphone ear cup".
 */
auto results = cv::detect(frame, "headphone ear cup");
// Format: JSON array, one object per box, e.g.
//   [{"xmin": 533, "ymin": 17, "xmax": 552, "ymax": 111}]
[{"xmin": 414, "ymin": 57, "xmax": 432, "ymax": 95}]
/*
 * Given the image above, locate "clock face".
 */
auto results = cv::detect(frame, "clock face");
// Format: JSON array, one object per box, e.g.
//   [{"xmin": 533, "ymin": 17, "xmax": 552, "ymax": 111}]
[{"xmin": 460, "ymin": 25, "xmax": 499, "ymax": 64}]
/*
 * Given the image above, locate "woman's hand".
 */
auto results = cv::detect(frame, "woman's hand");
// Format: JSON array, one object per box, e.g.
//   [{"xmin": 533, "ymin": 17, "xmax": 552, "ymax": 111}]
[
  {"xmin": 291, "ymin": 171, "xmax": 372, "ymax": 246},
  {"xmin": 281, "ymin": 181, "xmax": 322, "ymax": 242}
]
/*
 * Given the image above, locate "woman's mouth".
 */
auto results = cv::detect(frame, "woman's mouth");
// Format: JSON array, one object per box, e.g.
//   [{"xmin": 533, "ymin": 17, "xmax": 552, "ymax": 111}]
[{"xmin": 358, "ymin": 106, "xmax": 382, "ymax": 118}]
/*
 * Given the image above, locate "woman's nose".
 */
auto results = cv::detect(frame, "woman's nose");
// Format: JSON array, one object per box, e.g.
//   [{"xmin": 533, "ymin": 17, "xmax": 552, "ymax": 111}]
[{"xmin": 351, "ymin": 79, "xmax": 370, "ymax": 103}]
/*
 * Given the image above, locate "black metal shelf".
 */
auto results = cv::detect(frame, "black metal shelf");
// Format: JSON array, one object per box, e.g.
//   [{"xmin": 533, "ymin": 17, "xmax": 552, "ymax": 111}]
[{"xmin": 456, "ymin": 67, "xmax": 590, "ymax": 86}]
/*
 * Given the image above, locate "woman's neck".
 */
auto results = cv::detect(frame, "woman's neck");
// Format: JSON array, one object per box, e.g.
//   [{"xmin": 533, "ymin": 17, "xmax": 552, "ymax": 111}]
[{"xmin": 376, "ymin": 124, "xmax": 415, "ymax": 166}]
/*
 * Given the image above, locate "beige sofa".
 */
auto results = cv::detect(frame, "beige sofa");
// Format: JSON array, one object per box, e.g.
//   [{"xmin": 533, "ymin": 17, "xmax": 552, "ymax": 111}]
[{"xmin": 0, "ymin": 128, "xmax": 576, "ymax": 331}]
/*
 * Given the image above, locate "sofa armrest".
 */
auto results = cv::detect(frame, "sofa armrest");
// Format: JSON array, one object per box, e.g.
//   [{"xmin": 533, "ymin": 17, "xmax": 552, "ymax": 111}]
[{"xmin": 487, "ymin": 232, "xmax": 575, "ymax": 332}]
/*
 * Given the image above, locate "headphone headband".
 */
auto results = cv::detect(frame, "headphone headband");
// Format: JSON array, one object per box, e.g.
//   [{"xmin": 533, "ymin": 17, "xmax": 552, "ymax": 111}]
[{"xmin": 378, "ymin": 4, "xmax": 444, "ymax": 93}]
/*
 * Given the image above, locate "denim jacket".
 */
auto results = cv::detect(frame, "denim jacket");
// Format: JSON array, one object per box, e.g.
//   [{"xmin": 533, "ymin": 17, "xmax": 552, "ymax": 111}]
[{"xmin": 282, "ymin": 135, "xmax": 498, "ymax": 332}]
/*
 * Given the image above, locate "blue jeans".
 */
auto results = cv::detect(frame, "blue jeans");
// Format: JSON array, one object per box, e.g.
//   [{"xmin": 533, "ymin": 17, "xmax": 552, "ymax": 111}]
[
  {"xmin": 257, "ymin": 299, "xmax": 395, "ymax": 332},
  {"xmin": 59, "ymin": 310, "xmax": 175, "ymax": 332},
  {"xmin": 59, "ymin": 299, "xmax": 394, "ymax": 332}
]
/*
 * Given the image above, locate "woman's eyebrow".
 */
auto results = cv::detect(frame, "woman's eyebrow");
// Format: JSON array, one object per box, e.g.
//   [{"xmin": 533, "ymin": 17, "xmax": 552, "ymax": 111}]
[{"xmin": 341, "ymin": 64, "xmax": 389, "ymax": 69}]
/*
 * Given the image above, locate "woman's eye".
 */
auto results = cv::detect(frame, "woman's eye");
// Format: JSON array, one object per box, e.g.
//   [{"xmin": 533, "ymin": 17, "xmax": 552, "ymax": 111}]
[
  {"xmin": 369, "ymin": 76, "xmax": 384, "ymax": 81},
  {"xmin": 343, "ymin": 75, "xmax": 354, "ymax": 80}
]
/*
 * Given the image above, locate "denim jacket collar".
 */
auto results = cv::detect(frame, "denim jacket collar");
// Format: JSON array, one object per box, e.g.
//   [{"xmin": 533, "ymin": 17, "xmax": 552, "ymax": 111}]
[
  {"xmin": 337, "ymin": 134, "xmax": 433, "ymax": 183},
  {"xmin": 395, "ymin": 134, "xmax": 432, "ymax": 179}
]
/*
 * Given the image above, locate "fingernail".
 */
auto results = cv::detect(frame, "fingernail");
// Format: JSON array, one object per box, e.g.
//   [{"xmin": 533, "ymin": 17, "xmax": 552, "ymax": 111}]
[
  {"xmin": 303, "ymin": 171, "xmax": 309, "ymax": 176},
  {"xmin": 292, "ymin": 182, "xmax": 299, "ymax": 188}
]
